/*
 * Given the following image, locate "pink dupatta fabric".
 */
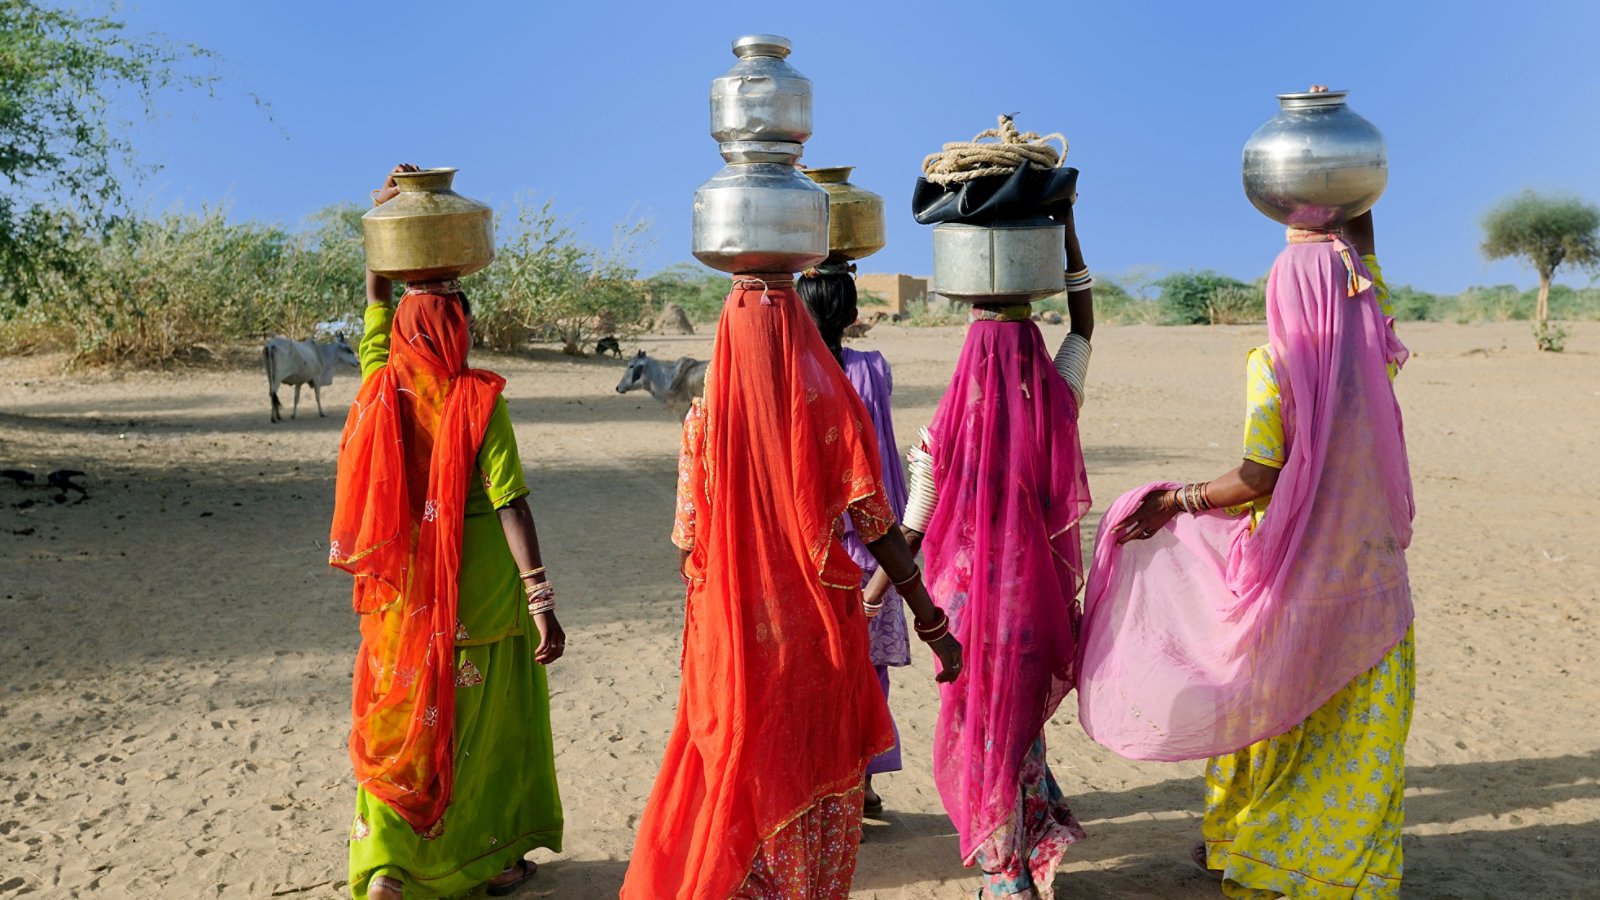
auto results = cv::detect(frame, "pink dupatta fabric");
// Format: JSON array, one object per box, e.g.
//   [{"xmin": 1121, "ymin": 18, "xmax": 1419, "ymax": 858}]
[
  {"xmin": 922, "ymin": 319, "xmax": 1090, "ymax": 861},
  {"xmin": 1077, "ymin": 240, "xmax": 1415, "ymax": 761}
]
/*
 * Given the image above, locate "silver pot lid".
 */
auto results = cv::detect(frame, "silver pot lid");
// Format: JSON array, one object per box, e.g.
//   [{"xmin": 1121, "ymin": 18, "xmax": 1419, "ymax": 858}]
[
  {"xmin": 732, "ymin": 34, "xmax": 791, "ymax": 58},
  {"xmin": 1276, "ymin": 90, "xmax": 1349, "ymax": 110}
]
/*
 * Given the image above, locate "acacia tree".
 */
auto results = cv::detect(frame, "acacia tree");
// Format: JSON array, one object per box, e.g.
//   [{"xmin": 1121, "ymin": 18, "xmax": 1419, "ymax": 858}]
[
  {"xmin": 1480, "ymin": 191, "xmax": 1600, "ymax": 350},
  {"xmin": 0, "ymin": 0, "xmax": 217, "ymax": 293}
]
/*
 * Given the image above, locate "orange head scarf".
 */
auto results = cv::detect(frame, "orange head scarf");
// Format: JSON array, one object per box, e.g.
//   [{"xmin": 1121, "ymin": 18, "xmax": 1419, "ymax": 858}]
[
  {"xmin": 622, "ymin": 279, "xmax": 895, "ymax": 898},
  {"xmin": 328, "ymin": 293, "xmax": 505, "ymax": 832}
]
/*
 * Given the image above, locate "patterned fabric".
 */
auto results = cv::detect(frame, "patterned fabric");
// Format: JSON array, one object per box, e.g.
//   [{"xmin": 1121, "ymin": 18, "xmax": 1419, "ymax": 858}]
[
  {"xmin": 968, "ymin": 303, "xmax": 1033, "ymax": 322},
  {"xmin": 1078, "ymin": 244, "xmax": 1413, "ymax": 761},
  {"xmin": 973, "ymin": 738, "xmax": 1086, "ymax": 898},
  {"xmin": 349, "ymin": 636, "xmax": 563, "ymax": 899},
  {"xmin": 622, "ymin": 283, "xmax": 895, "ymax": 900},
  {"xmin": 921, "ymin": 317, "xmax": 1090, "ymax": 864},
  {"xmin": 734, "ymin": 787, "xmax": 867, "ymax": 899},
  {"xmin": 865, "ymin": 666, "xmax": 901, "ymax": 777},
  {"xmin": 839, "ymin": 348, "xmax": 910, "ymax": 670},
  {"xmin": 1238, "ymin": 253, "xmax": 1392, "ymax": 525},
  {"xmin": 331, "ymin": 294, "xmax": 505, "ymax": 830},
  {"xmin": 1196, "ymin": 252, "xmax": 1412, "ymax": 899},
  {"xmin": 1202, "ymin": 628, "xmax": 1415, "ymax": 899},
  {"xmin": 342, "ymin": 301, "xmax": 561, "ymax": 897}
]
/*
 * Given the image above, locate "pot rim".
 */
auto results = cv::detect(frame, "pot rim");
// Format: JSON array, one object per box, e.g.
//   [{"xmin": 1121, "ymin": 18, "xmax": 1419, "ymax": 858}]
[{"xmin": 1276, "ymin": 90, "xmax": 1349, "ymax": 109}]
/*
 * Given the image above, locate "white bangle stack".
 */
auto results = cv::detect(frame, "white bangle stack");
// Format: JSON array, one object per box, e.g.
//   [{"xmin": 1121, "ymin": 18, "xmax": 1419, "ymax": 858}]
[
  {"xmin": 1054, "ymin": 332, "xmax": 1092, "ymax": 407},
  {"xmin": 903, "ymin": 428, "xmax": 938, "ymax": 533}
]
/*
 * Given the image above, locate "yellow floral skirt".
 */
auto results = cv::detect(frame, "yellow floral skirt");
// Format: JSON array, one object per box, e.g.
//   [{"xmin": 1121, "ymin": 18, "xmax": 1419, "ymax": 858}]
[{"xmin": 1201, "ymin": 627, "xmax": 1415, "ymax": 899}]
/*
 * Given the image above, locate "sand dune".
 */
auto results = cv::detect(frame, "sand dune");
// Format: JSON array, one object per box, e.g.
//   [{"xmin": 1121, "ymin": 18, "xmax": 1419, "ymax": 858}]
[{"xmin": 1, "ymin": 321, "xmax": 1595, "ymax": 898}]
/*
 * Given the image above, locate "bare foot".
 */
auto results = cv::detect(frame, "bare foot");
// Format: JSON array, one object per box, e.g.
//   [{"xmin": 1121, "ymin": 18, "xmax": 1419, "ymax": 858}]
[
  {"xmin": 863, "ymin": 776, "xmax": 883, "ymax": 815},
  {"xmin": 369, "ymin": 874, "xmax": 403, "ymax": 900}
]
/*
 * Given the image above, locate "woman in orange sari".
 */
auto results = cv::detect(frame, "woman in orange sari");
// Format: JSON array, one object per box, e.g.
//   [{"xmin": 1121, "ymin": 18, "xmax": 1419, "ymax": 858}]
[
  {"xmin": 621, "ymin": 276, "xmax": 962, "ymax": 899},
  {"xmin": 330, "ymin": 166, "xmax": 565, "ymax": 899}
]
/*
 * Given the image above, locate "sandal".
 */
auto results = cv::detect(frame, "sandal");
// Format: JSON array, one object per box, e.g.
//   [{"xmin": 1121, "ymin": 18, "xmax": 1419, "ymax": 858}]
[
  {"xmin": 369, "ymin": 875, "xmax": 404, "ymax": 899},
  {"xmin": 487, "ymin": 858, "xmax": 538, "ymax": 897}
]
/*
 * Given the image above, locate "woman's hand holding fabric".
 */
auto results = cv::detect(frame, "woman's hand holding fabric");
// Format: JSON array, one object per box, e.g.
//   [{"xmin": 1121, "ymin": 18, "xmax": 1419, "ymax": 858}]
[{"xmin": 1112, "ymin": 488, "xmax": 1179, "ymax": 544}]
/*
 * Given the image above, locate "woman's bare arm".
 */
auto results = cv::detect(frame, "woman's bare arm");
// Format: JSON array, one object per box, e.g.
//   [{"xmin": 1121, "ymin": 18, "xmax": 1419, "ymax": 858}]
[{"xmin": 498, "ymin": 496, "xmax": 565, "ymax": 664}]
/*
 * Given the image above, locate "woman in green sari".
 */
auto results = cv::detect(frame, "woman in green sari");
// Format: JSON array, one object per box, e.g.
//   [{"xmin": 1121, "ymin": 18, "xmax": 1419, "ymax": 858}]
[{"xmin": 330, "ymin": 166, "xmax": 565, "ymax": 899}]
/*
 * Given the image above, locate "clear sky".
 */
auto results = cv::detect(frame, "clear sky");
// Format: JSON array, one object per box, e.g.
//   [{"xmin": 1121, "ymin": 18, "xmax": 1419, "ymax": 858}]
[{"xmin": 106, "ymin": 0, "xmax": 1600, "ymax": 293}]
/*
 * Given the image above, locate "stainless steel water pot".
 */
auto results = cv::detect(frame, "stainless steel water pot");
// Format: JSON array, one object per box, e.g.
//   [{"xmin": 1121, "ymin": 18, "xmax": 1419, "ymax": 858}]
[
  {"xmin": 692, "ymin": 161, "xmax": 828, "ymax": 275},
  {"xmin": 709, "ymin": 34, "xmax": 812, "ymax": 144},
  {"xmin": 1242, "ymin": 91, "xmax": 1387, "ymax": 229}
]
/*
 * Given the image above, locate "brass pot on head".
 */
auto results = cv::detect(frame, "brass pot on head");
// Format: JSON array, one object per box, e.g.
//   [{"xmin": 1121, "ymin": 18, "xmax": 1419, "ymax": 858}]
[
  {"xmin": 362, "ymin": 168, "xmax": 495, "ymax": 282},
  {"xmin": 804, "ymin": 166, "xmax": 885, "ymax": 262}
]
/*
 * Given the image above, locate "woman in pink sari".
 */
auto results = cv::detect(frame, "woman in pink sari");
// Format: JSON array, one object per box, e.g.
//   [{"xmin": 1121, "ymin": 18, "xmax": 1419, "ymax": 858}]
[
  {"xmin": 867, "ymin": 210, "xmax": 1095, "ymax": 898},
  {"xmin": 1079, "ymin": 196, "xmax": 1415, "ymax": 899}
]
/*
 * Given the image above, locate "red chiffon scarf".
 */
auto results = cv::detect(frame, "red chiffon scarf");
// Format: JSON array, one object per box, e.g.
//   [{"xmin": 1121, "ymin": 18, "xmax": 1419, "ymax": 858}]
[
  {"xmin": 328, "ymin": 294, "xmax": 504, "ymax": 831},
  {"xmin": 621, "ymin": 282, "xmax": 894, "ymax": 899}
]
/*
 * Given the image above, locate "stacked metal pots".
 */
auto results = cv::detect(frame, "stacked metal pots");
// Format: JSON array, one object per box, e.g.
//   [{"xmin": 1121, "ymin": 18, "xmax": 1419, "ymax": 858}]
[
  {"xmin": 362, "ymin": 168, "xmax": 495, "ymax": 282},
  {"xmin": 1242, "ymin": 91, "xmax": 1387, "ymax": 229},
  {"xmin": 692, "ymin": 35, "xmax": 828, "ymax": 275}
]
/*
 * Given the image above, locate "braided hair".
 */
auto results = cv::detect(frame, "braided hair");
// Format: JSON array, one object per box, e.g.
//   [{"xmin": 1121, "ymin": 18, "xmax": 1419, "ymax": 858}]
[{"xmin": 797, "ymin": 271, "xmax": 858, "ymax": 365}]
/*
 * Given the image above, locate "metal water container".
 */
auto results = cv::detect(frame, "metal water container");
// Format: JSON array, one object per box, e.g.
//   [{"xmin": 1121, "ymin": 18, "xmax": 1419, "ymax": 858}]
[
  {"xmin": 933, "ymin": 220, "xmax": 1064, "ymax": 304},
  {"xmin": 693, "ymin": 145, "xmax": 828, "ymax": 274},
  {"xmin": 804, "ymin": 166, "xmax": 885, "ymax": 262},
  {"xmin": 692, "ymin": 35, "xmax": 827, "ymax": 275},
  {"xmin": 709, "ymin": 34, "xmax": 812, "ymax": 143},
  {"xmin": 1242, "ymin": 91, "xmax": 1387, "ymax": 229},
  {"xmin": 362, "ymin": 168, "xmax": 494, "ymax": 282}
]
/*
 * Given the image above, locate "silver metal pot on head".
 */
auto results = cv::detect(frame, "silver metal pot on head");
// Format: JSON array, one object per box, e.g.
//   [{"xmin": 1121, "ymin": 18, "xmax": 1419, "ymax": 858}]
[
  {"xmin": 1242, "ymin": 91, "xmax": 1387, "ymax": 229},
  {"xmin": 693, "ymin": 153, "xmax": 828, "ymax": 275},
  {"xmin": 709, "ymin": 34, "xmax": 812, "ymax": 144},
  {"xmin": 692, "ymin": 36, "xmax": 827, "ymax": 275}
]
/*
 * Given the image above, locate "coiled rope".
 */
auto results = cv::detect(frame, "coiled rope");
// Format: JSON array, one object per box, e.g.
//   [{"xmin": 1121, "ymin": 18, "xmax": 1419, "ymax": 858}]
[{"xmin": 921, "ymin": 115, "xmax": 1068, "ymax": 186}]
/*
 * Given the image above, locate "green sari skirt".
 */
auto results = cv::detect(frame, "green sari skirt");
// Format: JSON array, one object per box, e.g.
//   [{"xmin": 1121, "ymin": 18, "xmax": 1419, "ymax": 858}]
[{"xmin": 347, "ymin": 629, "xmax": 563, "ymax": 898}]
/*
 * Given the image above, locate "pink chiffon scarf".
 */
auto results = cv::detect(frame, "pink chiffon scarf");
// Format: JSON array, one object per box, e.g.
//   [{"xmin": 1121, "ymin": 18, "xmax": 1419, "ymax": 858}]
[
  {"xmin": 1077, "ymin": 240, "xmax": 1415, "ymax": 761},
  {"xmin": 922, "ymin": 319, "xmax": 1091, "ymax": 861}
]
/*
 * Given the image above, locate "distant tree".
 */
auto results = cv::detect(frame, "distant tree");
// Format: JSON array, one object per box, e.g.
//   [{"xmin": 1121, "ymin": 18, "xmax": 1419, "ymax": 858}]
[
  {"xmin": 0, "ymin": 0, "xmax": 219, "ymax": 292},
  {"xmin": 1480, "ymin": 191, "xmax": 1600, "ymax": 351}
]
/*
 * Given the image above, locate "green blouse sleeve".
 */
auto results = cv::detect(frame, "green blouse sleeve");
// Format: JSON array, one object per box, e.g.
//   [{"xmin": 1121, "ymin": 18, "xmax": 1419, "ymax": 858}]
[
  {"xmin": 359, "ymin": 303, "xmax": 395, "ymax": 382},
  {"xmin": 477, "ymin": 396, "xmax": 529, "ymax": 509},
  {"xmin": 1242, "ymin": 345, "xmax": 1286, "ymax": 470}
]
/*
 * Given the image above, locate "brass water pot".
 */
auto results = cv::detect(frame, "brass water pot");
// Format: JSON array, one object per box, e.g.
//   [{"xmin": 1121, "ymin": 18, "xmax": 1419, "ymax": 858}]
[
  {"xmin": 362, "ymin": 168, "xmax": 494, "ymax": 282},
  {"xmin": 804, "ymin": 166, "xmax": 885, "ymax": 262}
]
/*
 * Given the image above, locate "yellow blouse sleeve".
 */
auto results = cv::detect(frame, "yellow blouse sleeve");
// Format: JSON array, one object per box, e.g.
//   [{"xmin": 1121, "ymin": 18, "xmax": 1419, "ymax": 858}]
[
  {"xmin": 1362, "ymin": 254, "xmax": 1392, "ymax": 319},
  {"xmin": 672, "ymin": 399, "xmax": 706, "ymax": 551},
  {"xmin": 359, "ymin": 303, "xmax": 394, "ymax": 382},
  {"xmin": 1242, "ymin": 345, "xmax": 1286, "ymax": 469},
  {"xmin": 476, "ymin": 396, "xmax": 529, "ymax": 509}
]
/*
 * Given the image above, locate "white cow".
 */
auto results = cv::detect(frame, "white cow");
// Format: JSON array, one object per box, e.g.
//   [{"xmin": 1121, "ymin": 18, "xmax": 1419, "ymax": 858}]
[{"xmin": 264, "ymin": 336, "xmax": 359, "ymax": 423}]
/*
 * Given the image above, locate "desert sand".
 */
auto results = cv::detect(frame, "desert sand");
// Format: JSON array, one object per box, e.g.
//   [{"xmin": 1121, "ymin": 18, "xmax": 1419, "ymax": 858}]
[{"xmin": 1, "ymin": 320, "xmax": 1596, "ymax": 899}]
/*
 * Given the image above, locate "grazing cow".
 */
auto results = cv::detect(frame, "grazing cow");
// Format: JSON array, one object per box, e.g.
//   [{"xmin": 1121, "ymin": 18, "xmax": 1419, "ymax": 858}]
[
  {"xmin": 595, "ymin": 335, "xmax": 622, "ymax": 358},
  {"xmin": 264, "ymin": 336, "xmax": 359, "ymax": 423},
  {"xmin": 615, "ymin": 351, "xmax": 708, "ymax": 415}
]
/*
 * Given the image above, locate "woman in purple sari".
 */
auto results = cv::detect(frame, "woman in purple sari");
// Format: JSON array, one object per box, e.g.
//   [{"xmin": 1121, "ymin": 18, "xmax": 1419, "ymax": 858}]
[
  {"xmin": 865, "ymin": 211, "xmax": 1096, "ymax": 898},
  {"xmin": 798, "ymin": 263, "xmax": 909, "ymax": 815}
]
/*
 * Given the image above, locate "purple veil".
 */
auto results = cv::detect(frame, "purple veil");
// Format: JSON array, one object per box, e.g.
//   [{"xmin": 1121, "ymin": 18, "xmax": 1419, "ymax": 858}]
[
  {"xmin": 1077, "ymin": 240, "xmax": 1415, "ymax": 761},
  {"xmin": 922, "ymin": 319, "xmax": 1091, "ymax": 860}
]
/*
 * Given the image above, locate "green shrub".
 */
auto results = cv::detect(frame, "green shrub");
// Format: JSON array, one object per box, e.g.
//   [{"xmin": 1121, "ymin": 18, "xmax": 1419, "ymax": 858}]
[{"xmin": 1157, "ymin": 271, "xmax": 1253, "ymax": 324}]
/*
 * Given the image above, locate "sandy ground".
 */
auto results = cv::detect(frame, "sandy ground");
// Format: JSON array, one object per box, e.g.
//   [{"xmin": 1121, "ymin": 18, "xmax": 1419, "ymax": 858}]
[{"xmin": 1, "ymin": 320, "xmax": 1597, "ymax": 899}]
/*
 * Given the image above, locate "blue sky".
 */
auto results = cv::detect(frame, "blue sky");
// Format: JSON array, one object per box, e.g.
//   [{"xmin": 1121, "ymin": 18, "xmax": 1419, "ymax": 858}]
[{"xmin": 107, "ymin": 0, "xmax": 1600, "ymax": 293}]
